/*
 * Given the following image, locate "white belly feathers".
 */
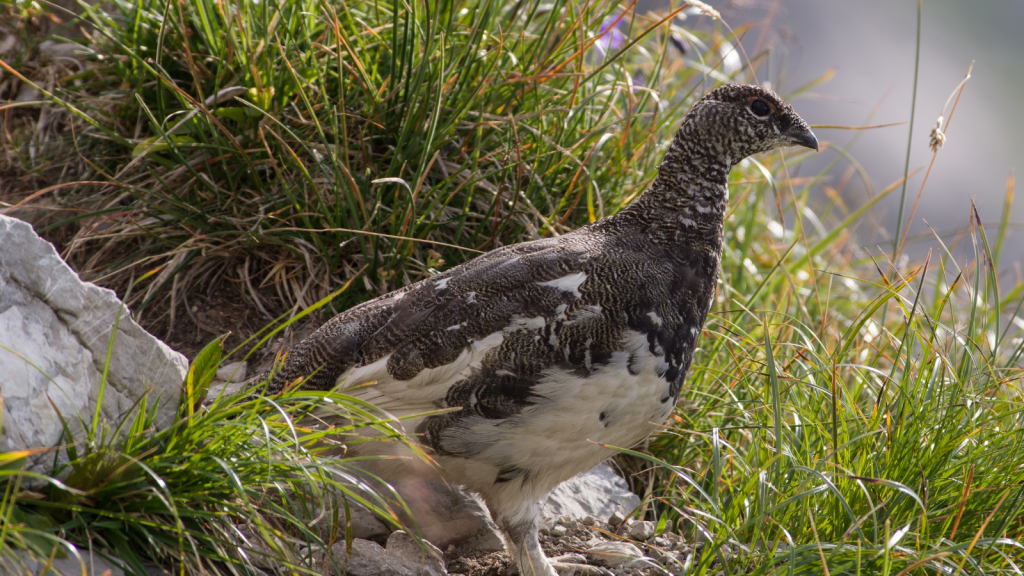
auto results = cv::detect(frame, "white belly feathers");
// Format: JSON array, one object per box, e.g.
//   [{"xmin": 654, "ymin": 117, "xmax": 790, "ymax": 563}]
[
  {"xmin": 448, "ymin": 329, "xmax": 674, "ymax": 483},
  {"xmin": 335, "ymin": 322, "xmax": 675, "ymax": 485}
]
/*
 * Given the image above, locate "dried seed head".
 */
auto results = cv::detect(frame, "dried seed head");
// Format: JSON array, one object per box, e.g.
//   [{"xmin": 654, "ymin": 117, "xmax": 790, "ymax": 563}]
[
  {"xmin": 929, "ymin": 116, "xmax": 946, "ymax": 153},
  {"xmin": 688, "ymin": 1, "xmax": 720, "ymax": 20}
]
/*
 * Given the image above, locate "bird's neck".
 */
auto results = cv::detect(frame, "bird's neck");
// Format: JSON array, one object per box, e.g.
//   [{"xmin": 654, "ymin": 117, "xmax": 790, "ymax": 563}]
[{"xmin": 613, "ymin": 126, "xmax": 733, "ymax": 251}]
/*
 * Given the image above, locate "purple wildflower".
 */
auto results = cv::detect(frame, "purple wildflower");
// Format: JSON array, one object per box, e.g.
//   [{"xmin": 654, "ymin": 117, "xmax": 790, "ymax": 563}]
[{"xmin": 594, "ymin": 16, "xmax": 627, "ymax": 57}]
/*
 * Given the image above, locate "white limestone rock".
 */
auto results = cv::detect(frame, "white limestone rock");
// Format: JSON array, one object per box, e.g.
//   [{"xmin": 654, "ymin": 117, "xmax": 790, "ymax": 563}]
[
  {"xmin": 541, "ymin": 463, "xmax": 641, "ymax": 522},
  {"xmin": 0, "ymin": 215, "xmax": 188, "ymax": 473}
]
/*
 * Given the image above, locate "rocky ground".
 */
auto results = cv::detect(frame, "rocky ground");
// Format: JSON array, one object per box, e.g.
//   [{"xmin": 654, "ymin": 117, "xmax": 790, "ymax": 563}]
[{"xmin": 339, "ymin": 511, "xmax": 721, "ymax": 576}]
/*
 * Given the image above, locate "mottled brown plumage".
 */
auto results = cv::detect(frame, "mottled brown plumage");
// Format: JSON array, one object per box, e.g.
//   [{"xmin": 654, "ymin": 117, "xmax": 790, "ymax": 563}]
[{"xmin": 249, "ymin": 84, "xmax": 817, "ymax": 576}]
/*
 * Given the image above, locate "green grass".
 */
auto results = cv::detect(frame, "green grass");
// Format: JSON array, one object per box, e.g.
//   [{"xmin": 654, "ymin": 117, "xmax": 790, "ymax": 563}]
[
  {"xmin": 0, "ymin": 324, "xmax": 427, "ymax": 575},
  {"xmin": 1, "ymin": 0, "xmax": 721, "ymax": 328},
  {"xmin": 638, "ymin": 185, "xmax": 1024, "ymax": 574},
  {"xmin": 2, "ymin": 0, "xmax": 1023, "ymax": 574}
]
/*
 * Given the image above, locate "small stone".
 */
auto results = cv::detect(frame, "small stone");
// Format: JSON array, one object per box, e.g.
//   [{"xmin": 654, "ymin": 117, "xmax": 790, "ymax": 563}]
[
  {"xmin": 584, "ymin": 541, "xmax": 644, "ymax": 568},
  {"xmin": 623, "ymin": 557, "xmax": 668, "ymax": 573},
  {"xmin": 670, "ymin": 551, "xmax": 694, "ymax": 576},
  {"xmin": 581, "ymin": 514, "xmax": 598, "ymax": 526},
  {"xmin": 216, "ymin": 360, "xmax": 248, "ymax": 383},
  {"xmin": 648, "ymin": 546, "xmax": 674, "ymax": 565},
  {"xmin": 386, "ymin": 531, "xmax": 446, "ymax": 576},
  {"xmin": 38, "ymin": 41, "xmax": 88, "ymax": 60},
  {"xmin": 550, "ymin": 525, "xmax": 568, "ymax": 538},
  {"xmin": 662, "ymin": 532, "xmax": 683, "ymax": 543},
  {"xmin": 652, "ymin": 536, "xmax": 670, "ymax": 548},
  {"xmin": 628, "ymin": 520, "xmax": 656, "ymax": 541},
  {"xmin": 16, "ymin": 83, "xmax": 39, "ymax": 102},
  {"xmin": 608, "ymin": 511, "xmax": 626, "ymax": 526},
  {"xmin": 720, "ymin": 544, "xmax": 736, "ymax": 562},
  {"xmin": 330, "ymin": 538, "xmax": 439, "ymax": 576},
  {"xmin": 0, "ymin": 35, "xmax": 16, "ymax": 56}
]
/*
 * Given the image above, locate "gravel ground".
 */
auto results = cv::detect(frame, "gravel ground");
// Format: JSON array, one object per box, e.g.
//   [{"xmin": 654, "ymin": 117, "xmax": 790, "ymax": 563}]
[{"xmin": 445, "ymin": 514, "xmax": 720, "ymax": 576}]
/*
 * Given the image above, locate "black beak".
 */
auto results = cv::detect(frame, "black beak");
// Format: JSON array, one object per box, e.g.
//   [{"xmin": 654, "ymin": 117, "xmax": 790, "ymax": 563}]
[{"xmin": 789, "ymin": 129, "xmax": 819, "ymax": 152}]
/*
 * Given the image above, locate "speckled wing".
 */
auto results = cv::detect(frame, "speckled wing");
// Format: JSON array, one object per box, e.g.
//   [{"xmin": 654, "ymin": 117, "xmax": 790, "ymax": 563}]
[{"xmin": 260, "ymin": 234, "xmax": 600, "ymax": 413}]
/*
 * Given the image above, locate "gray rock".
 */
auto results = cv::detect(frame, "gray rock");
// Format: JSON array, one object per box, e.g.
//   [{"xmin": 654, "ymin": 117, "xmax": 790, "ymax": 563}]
[
  {"xmin": 623, "ymin": 556, "xmax": 669, "ymax": 573},
  {"xmin": 627, "ymin": 520, "xmax": 656, "ymax": 541},
  {"xmin": 205, "ymin": 379, "xmax": 248, "ymax": 400},
  {"xmin": 215, "ymin": 360, "xmax": 247, "ymax": 383},
  {"xmin": 648, "ymin": 545, "xmax": 675, "ymax": 565},
  {"xmin": 0, "ymin": 216, "xmax": 188, "ymax": 473},
  {"xmin": 38, "ymin": 41, "xmax": 88, "ymax": 61},
  {"xmin": 661, "ymin": 531, "xmax": 683, "ymax": 544},
  {"xmin": 608, "ymin": 511, "xmax": 626, "ymax": 526},
  {"xmin": 328, "ymin": 538, "xmax": 440, "ymax": 576},
  {"xmin": 15, "ymin": 83, "xmax": 39, "ymax": 103},
  {"xmin": 550, "ymin": 525, "xmax": 567, "ymax": 538},
  {"xmin": 386, "ymin": 530, "xmax": 446, "ymax": 576},
  {"xmin": 4, "ymin": 549, "xmax": 125, "ymax": 575},
  {"xmin": 542, "ymin": 464, "xmax": 640, "ymax": 522},
  {"xmin": 583, "ymin": 541, "xmax": 644, "ymax": 568},
  {"xmin": 0, "ymin": 35, "xmax": 17, "ymax": 56},
  {"xmin": 343, "ymin": 502, "xmax": 392, "ymax": 541}
]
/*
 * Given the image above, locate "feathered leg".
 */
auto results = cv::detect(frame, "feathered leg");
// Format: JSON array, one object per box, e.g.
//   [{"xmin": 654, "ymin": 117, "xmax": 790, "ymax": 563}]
[
  {"xmin": 497, "ymin": 503, "xmax": 609, "ymax": 576},
  {"xmin": 500, "ymin": 512, "xmax": 556, "ymax": 576}
]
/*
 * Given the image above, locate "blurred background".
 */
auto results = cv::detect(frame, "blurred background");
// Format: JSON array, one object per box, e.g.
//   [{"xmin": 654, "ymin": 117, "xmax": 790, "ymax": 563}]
[{"xmin": 651, "ymin": 0, "xmax": 1024, "ymax": 270}]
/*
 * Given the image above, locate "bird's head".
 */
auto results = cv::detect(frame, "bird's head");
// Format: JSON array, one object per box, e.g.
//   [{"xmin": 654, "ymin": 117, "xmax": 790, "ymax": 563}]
[{"xmin": 682, "ymin": 84, "xmax": 818, "ymax": 162}]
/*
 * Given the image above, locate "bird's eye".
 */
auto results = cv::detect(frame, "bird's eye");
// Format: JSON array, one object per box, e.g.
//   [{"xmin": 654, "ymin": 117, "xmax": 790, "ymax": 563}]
[{"xmin": 750, "ymin": 100, "xmax": 770, "ymax": 117}]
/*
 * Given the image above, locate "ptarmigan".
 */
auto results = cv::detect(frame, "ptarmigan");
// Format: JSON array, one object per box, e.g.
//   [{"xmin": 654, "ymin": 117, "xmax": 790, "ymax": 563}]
[{"xmin": 254, "ymin": 84, "xmax": 817, "ymax": 575}]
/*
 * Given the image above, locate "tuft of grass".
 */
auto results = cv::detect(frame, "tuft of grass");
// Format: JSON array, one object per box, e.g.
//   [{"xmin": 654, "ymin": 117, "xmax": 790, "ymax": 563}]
[
  {"xmin": 635, "ymin": 134, "xmax": 1024, "ymax": 574},
  {"xmin": 1, "ymin": 0, "xmax": 733, "ymax": 342},
  {"xmin": 0, "ymin": 326, "xmax": 422, "ymax": 576}
]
